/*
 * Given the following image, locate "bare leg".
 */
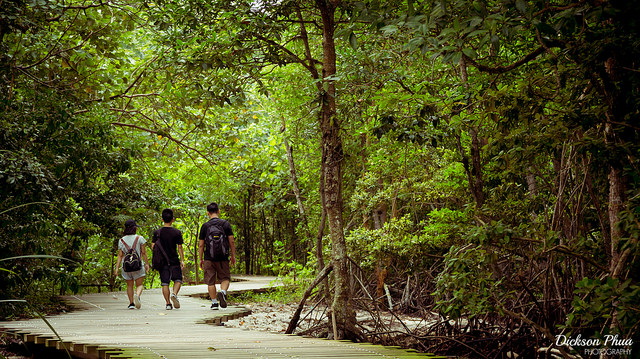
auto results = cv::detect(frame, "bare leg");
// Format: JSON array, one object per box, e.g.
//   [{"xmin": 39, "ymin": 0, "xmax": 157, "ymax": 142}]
[
  {"xmin": 220, "ymin": 280, "xmax": 230, "ymax": 292},
  {"xmin": 162, "ymin": 285, "xmax": 170, "ymax": 304},
  {"xmin": 208, "ymin": 285, "xmax": 217, "ymax": 301},
  {"xmin": 135, "ymin": 277, "xmax": 144, "ymax": 298},
  {"xmin": 126, "ymin": 280, "xmax": 134, "ymax": 303},
  {"xmin": 173, "ymin": 281, "xmax": 182, "ymax": 295}
]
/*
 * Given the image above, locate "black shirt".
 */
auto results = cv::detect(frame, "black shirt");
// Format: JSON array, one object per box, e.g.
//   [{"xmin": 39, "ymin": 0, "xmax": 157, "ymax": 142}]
[
  {"xmin": 152, "ymin": 227, "xmax": 183, "ymax": 266},
  {"xmin": 199, "ymin": 218, "xmax": 233, "ymax": 261}
]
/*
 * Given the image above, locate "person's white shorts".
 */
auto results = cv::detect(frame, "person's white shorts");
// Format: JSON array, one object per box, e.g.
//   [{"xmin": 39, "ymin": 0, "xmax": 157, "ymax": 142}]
[{"xmin": 121, "ymin": 266, "xmax": 145, "ymax": 281}]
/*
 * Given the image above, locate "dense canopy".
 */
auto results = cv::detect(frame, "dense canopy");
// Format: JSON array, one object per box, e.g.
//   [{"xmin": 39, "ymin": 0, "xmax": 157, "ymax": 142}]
[{"xmin": 1, "ymin": 0, "xmax": 639, "ymax": 357}]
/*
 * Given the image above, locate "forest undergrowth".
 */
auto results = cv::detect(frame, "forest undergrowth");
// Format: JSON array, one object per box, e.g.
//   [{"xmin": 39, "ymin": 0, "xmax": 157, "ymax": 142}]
[{"xmin": 231, "ymin": 269, "xmax": 547, "ymax": 359}]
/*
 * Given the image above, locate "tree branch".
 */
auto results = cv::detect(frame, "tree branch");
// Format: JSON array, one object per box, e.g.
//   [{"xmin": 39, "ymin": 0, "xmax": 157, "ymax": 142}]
[
  {"xmin": 110, "ymin": 121, "xmax": 217, "ymax": 166},
  {"xmin": 462, "ymin": 46, "xmax": 547, "ymax": 74},
  {"xmin": 253, "ymin": 33, "xmax": 316, "ymax": 74},
  {"xmin": 46, "ymin": 1, "xmax": 107, "ymax": 22},
  {"xmin": 285, "ymin": 263, "xmax": 334, "ymax": 334}
]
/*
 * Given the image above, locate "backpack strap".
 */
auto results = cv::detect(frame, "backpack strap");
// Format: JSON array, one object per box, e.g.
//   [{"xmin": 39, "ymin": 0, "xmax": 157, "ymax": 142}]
[
  {"xmin": 154, "ymin": 228, "xmax": 170, "ymax": 262},
  {"xmin": 121, "ymin": 236, "xmax": 140, "ymax": 254},
  {"xmin": 132, "ymin": 236, "xmax": 139, "ymax": 254},
  {"xmin": 120, "ymin": 238, "xmax": 130, "ymax": 251},
  {"xmin": 209, "ymin": 218, "xmax": 226, "ymax": 235},
  {"xmin": 154, "ymin": 238, "xmax": 171, "ymax": 265}
]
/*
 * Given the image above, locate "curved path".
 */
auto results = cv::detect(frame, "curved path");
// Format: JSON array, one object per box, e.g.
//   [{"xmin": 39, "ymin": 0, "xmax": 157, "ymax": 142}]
[{"xmin": 1, "ymin": 276, "xmax": 439, "ymax": 358}]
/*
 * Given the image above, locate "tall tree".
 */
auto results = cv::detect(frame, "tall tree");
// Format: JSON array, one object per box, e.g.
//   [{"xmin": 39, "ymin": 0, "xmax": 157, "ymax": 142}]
[{"xmin": 146, "ymin": 0, "xmax": 361, "ymax": 338}]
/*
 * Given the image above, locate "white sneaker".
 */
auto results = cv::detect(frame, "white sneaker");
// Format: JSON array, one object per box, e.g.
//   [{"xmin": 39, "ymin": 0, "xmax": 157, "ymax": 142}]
[
  {"xmin": 170, "ymin": 293, "xmax": 180, "ymax": 309},
  {"xmin": 133, "ymin": 294, "xmax": 141, "ymax": 309}
]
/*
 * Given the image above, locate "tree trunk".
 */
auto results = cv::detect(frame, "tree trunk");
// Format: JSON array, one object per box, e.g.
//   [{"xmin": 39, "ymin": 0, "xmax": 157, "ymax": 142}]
[
  {"xmin": 316, "ymin": 0, "xmax": 357, "ymax": 340},
  {"xmin": 316, "ymin": 154, "xmax": 331, "ymax": 309},
  {"xmin": 583, "ymin": 156, "xmax": 611, "ymax": 258},
  {"xmin": 469, "ymin": 128, "xmax": 484, "ymax": 207},
  {"xmin": 296, "ymin": 4, "xmax": 331, "ymax": 309},
  {"xmin": 282, "ymin": 120, "xmax": 313, "ymax": 263},
  {"xmin": 526, "ymin": 168, "xmax": 537, "ymax": 196},
  {"xmin": 599, "ymin": 42, "xmax": 634, "ymax": 359},
  {"xmin": 244, "ymin": 189, "xmax": 252, "ymax": 275},
  {"xmin": 457, "ymin": 56, "xmax": 484, "ymax": 208}
]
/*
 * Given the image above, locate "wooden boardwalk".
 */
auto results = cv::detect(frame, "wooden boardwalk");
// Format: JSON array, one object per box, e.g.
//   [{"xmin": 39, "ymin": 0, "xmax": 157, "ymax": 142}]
[{"xmin": 1, "ymin": 276, "xmax": 443, "ymax": 359}]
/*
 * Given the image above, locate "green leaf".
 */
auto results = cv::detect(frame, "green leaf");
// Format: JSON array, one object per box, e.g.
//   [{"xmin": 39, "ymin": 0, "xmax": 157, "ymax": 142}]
[
  {"xmin": 380, "ymin": 25, "xmax": 398, "ymax": 36},
  {"xmin": 349, "ymin": 32, "xmax": 358, "ymax": 50},
  {"xmin": 469, "ymin": 16, "xmax": 483, "ymax": 28},
  {"xmin": 515, "ymin": 0, "xmax": 527, "ymax": 14},
  {"xmin": 462, "ymin": 48, "xmax": 476, "ymax": 58}
]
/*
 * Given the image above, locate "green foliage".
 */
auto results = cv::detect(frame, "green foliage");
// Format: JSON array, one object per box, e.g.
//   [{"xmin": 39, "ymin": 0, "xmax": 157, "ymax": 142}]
[
  {"xmin": 434, "ymin": 245, "xmax": 499, "ymax": 320},
  {"xmin": 347, "ymin": 210, "xmax": 468, "ymax": 276},
  {"xmin": 230, "ymin": 285, "xmax": 302, "ymax": 306},
  {"xmin": 1, "ymin": 0, "xmax": 639, "ymax": 356},
  {"xmin": 422, "ymin": 208, "xmax": 471, "ymax": 246},
  {"xmin": 247, "ymin": 260, "xmax": 315, "ymax": 304},
  {"xmin": 0, "ymin": 61, "xmax": 165, "ymax": 316},
  {"xmin": 566, "ymin": 277, "xmax": 640, "ymax": 339}
]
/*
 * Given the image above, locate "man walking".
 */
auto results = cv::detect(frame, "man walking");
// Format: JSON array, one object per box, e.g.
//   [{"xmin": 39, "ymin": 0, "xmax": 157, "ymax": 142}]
[
  {"xmin": 199, "ymin": 202, "xmax": 236, "ymax": 310},
  {"xmin": 152, "ymin": 208, "xmax": 185, "ymax": 310}
]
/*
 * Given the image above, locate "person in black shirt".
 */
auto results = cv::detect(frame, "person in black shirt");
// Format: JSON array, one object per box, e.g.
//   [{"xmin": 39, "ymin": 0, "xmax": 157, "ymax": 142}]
[
  {"xmin": 152, "ymin": 208, "xmax": 185, "ymax": 310},
  {"xmin": 198, "ymin": 202, "xmax": 236, "ymax": 310}
]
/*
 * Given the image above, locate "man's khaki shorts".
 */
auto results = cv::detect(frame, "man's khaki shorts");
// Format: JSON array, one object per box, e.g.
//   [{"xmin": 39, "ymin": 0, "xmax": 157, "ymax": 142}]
[{"xmin": 203, "ymin": 260, "xmax": 231, "ymax": 285}]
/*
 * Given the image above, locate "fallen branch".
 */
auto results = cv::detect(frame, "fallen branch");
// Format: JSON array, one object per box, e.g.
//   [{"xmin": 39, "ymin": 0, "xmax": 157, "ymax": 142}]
[{"xmin": 286, "ymin": 263, "xmax": 333, "ymax": 334}]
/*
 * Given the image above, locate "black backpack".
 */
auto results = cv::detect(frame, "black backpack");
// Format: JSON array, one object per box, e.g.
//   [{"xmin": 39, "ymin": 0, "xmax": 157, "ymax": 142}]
[
  {"xmin": 121, "ymin": 236, "xmax": 142, "ymax": 272},
  {"xmin": 152, "ymin": 229, "xmax": 170, "ymax": 270},
  {"xmin": 205, "ymin": 219, "xmax": 229, "ymax": 260}
]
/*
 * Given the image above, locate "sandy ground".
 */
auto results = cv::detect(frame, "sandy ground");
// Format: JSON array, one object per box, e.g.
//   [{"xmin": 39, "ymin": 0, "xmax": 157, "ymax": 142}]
[
  {"xmin": 224, "ymin": 301, "xmax": 318, "ymax": 333},
  {"xmin": 224, "ymin": 299, "xmax": 432, "ymax": 336}
]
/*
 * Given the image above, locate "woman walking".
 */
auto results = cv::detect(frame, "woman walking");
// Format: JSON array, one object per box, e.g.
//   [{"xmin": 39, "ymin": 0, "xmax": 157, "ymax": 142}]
[{"xmin": 114, "ymin": 219, "xmax": 150, "ymax": 309}]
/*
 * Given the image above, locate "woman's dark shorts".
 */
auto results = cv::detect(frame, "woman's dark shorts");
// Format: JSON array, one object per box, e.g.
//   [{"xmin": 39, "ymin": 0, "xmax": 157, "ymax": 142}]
[
  {"xmin": 203, "ymin": 260, "xmax": 231, "ymax": 286},
  {"xmin": 159, "ymin": 265, "xmax": 183, "ymax": 286}
]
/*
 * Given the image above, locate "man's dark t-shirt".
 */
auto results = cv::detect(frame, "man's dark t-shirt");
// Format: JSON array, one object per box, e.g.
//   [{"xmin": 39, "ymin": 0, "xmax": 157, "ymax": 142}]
[
  {"xmin": 152, "ymin": 227, "xmax": 183, "ymax": 266},
  {"xmin": 199, "ymin": 218, "xmax": 233, "ymax": 262}
]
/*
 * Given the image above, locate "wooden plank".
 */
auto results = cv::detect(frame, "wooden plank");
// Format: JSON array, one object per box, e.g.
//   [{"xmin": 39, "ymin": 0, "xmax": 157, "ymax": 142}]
[
  {"xmin": 56, "ymin": 341, "xmax": 72, "ymax": 350},
  {"xmin": 45, "ymin": 338, "xmax": 59, "ymax": 348},
  {"xmin": 83, "ymin": 344, "xmax": 100, "ymax": 356},
  {"xmin": 34, "ymin": 335, "xmax": 53, "ymax": 345},
  {"xmin": 70, "ymin": 342, "xmax": 86, "ymax": 352},
  {"xmin": 23, "ymin": 333, "xmax": 38, "ymax": 343},
  {"xmin": 0, "ymin": 278, "xmax": 439, "ymax": 359}
]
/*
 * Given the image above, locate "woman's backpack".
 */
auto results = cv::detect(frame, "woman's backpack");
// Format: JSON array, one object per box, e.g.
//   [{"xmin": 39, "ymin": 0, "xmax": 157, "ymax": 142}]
[{"xmin": 121, "ymin": 236, "xmax": 142, "ymax": 272}]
